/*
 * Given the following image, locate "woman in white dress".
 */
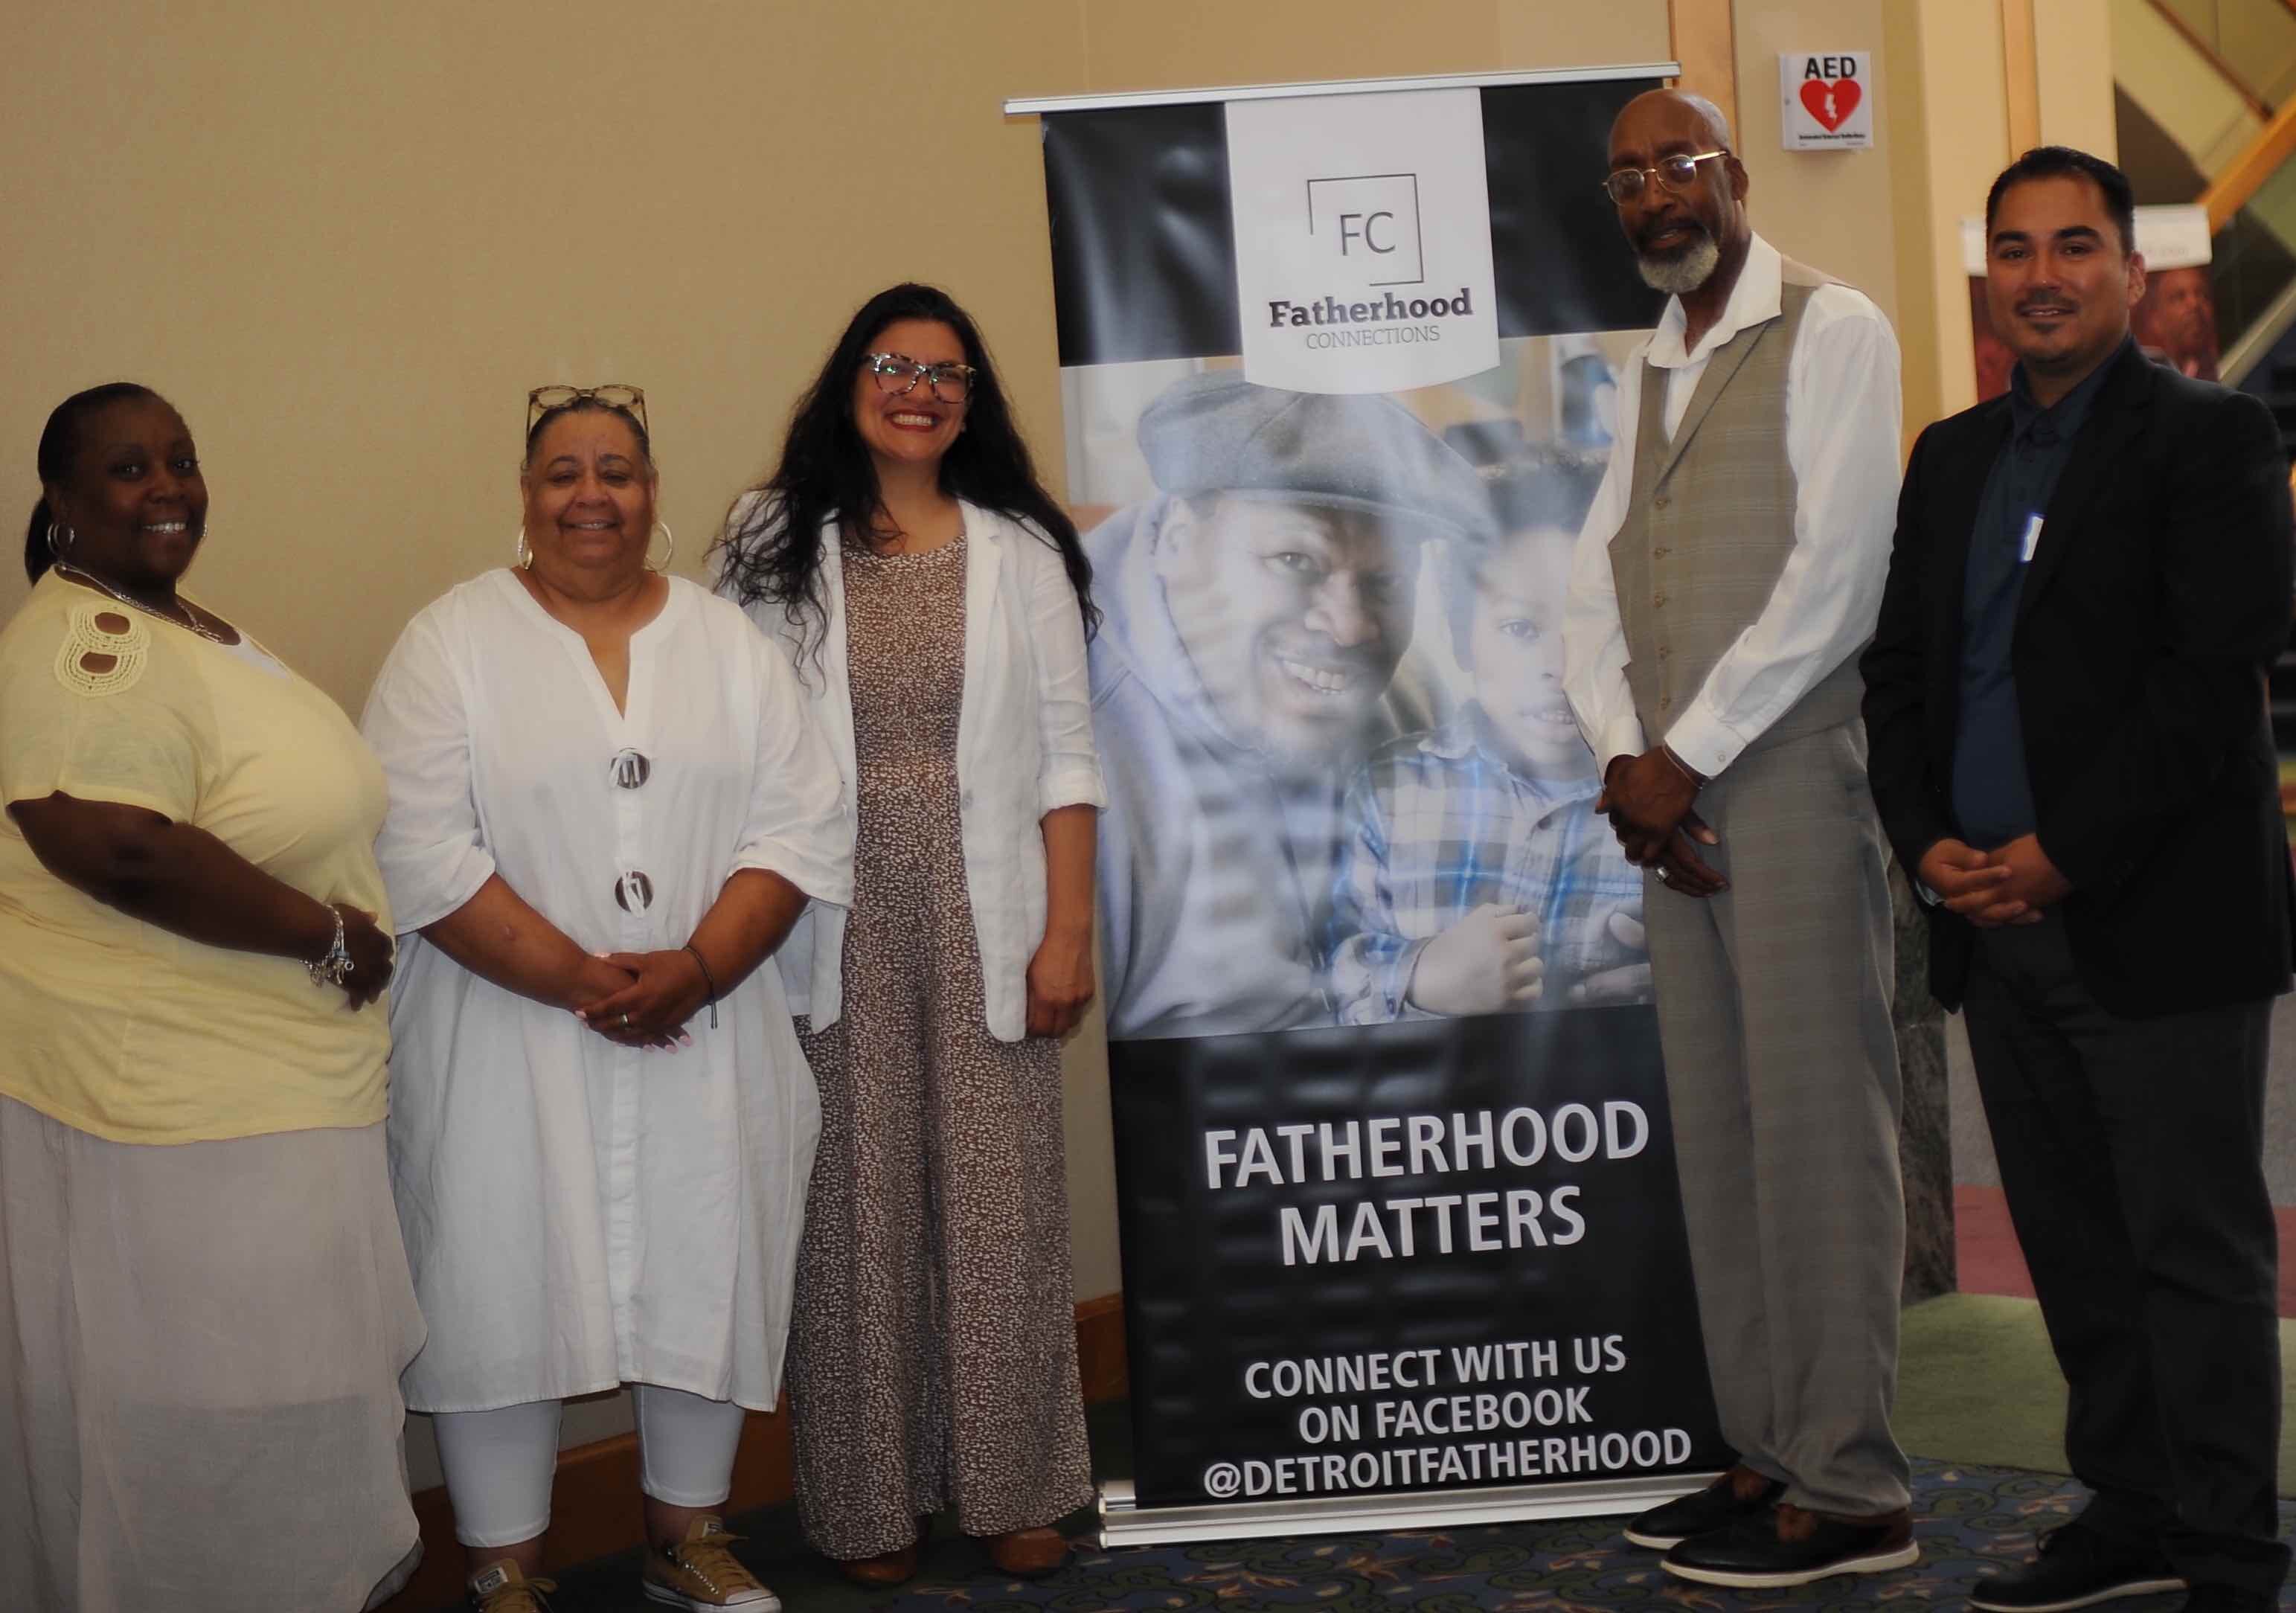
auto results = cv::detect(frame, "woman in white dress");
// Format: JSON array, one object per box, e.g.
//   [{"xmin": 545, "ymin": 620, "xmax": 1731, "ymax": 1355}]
[{"xmin": 362, "ymin": 387, "xmax": 850, "ymax": 1613}]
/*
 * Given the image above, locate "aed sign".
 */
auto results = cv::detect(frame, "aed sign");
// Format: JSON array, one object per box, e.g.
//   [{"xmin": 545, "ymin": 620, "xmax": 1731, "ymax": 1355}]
[{"xmin": 1779, "ymin": 51, "xmax": 1873, "ymax": 150}]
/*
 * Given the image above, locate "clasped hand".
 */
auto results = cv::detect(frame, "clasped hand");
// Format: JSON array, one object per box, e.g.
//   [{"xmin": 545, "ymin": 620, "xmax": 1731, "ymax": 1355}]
[
  {"xmin": 1596, "ymin": 748, "xmax": 1727, "ymax": 897},
  {"xmin": 572, "ymin": 949, "xmax": 708, "ymax": 1051},
  {"xmin": 1916, "ymin": 835, "xmax": 2069, "ymax": 927},
  {"xmin": 330, "ymin": 904, "xmax": 396, "ymax": 1010},
  {"xmin": 1409, "ymin": 902, "xmax": 1544, "ymax": 1016}
]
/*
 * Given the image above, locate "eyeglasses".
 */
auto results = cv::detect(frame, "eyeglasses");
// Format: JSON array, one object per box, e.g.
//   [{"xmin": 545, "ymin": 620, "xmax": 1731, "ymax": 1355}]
[
  {"xmin": 1601, "ymin": 150, "xmax": 1728, "ymax": 204},
  {"xmin": 863, "ymin": 353, "xmax": 975, "ymax": 404},
  {"xmin": 527, "ymin": 385, "xmax": 648, "ymax": 432}
]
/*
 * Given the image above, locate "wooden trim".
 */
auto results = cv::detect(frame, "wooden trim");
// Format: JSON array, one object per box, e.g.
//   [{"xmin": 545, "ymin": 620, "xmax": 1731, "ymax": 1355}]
[
  {"xmin": 2200, "ymin": 90, "xmax": 2296, "ymax": 229},
  {"xmin": 379, "ymin": 1294, "xmax": 1129, "ymax": 1612},
  {"xmin": 1075, "ymin": 1289, "xmax": 1129, "ymax": 1404},
  {"xmin": 2001, "ymin": 0, "xmax": 2041, "ymax": 153},
  {"xmin": 1667, "ymin": 0, "xmax": 1739, "ymax": 146},
  {"xmin": 2143, "ymin": 0, "xmax": 2273, "ymax": 121}
]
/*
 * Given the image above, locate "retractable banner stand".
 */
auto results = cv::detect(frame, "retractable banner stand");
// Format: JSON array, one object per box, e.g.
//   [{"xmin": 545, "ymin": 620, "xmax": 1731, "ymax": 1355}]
[{"xmin": 1006, "ymin": 66, "xmax": 1730, "ymax": 1546}]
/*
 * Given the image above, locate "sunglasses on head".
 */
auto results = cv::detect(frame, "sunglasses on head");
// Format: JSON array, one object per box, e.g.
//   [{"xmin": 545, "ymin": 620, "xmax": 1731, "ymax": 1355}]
[{"xmin": 527, "ymin": 384, "xmax": 648, "ymax": 433}]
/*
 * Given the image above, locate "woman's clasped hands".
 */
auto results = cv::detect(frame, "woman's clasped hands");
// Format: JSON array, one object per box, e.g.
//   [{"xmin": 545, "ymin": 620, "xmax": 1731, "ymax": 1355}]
[{"xmin": 570, "ymin": 948, "xmax": 711, "ymax": 1051}]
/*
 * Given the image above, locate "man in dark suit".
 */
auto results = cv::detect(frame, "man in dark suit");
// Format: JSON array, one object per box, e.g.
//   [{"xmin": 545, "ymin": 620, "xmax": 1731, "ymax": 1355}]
[{"xmin": 1862, "ymin": 147, "xmax": 2292, "ymax": 1613}]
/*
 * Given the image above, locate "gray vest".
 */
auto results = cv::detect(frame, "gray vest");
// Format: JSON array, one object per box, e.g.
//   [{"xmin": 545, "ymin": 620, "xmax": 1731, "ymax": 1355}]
[{"xmin": 1610, "ymin": 261, "xmax": 1867, "ymax": 756}]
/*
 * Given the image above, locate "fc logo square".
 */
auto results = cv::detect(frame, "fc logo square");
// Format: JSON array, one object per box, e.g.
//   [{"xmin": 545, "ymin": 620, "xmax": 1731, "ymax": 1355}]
[{"xmin": 1306, "ymin": 173, "xmax": 1426, "ymax": 287}]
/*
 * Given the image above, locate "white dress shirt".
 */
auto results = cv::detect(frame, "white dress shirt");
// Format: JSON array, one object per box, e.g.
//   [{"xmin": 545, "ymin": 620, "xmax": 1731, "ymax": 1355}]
[{"xmin": 1562, "ymin": 233, "xmax": 1903, "ymax": 779}]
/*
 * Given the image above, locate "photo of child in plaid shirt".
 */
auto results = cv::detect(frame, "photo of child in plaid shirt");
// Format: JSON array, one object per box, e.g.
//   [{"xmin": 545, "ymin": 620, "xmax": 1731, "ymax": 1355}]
[{"xmin": 1324, "ymin": 452, "xmax": 1652, "ymax": 1024}]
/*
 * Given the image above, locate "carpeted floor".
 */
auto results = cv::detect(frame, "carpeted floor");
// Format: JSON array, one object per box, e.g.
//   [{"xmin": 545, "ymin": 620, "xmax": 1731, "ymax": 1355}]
[
  {"xmin": 478, "ymin": 1301, "xmax": 2296, "ymax": 1610},
  {"xmin": 1896, "ymin": 1292, "xmax": 2296, "ymax": 1497},
  {"xmin": 862, "ymin": 1464, "xmax": 2292, "ymax": 1611}
]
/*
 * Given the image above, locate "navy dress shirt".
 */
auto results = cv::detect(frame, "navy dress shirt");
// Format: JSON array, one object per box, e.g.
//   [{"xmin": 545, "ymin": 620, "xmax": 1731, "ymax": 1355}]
[{"xmin": 1951, "ymin": 340, "xmax": 2130, "ymax": 848}]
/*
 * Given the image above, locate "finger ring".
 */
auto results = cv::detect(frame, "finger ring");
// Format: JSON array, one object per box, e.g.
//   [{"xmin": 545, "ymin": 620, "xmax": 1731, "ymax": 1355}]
[
  {"xmin": 1657, "ymin": 868, "xmax": 1674, "ymax": 884},
  {"xmin": 620, "ymin": 1012, "xmax": 632, "ymax": 1030}
]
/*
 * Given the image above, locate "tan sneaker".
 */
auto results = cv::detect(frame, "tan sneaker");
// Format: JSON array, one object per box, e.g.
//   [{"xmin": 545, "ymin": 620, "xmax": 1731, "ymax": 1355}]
[
  {"xmin": 468, "ymin": 1559, "xmax": 557, "ymax": 1612},
  {"xmin": 643, "ymin": 1516, "xmax": 780, "ymax": 1611}
]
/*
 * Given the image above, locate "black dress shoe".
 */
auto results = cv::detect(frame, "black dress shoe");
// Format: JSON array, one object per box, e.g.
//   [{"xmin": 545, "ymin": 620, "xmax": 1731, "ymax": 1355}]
[
  {"xmin": 1968, "ymin": 1523, "xmax": 2184, "ymax": 1612},
  {"xmin": 1661, "ymin": 1503, "xmax": 1919, "ymax": 1588},
  {"xmin": 2176, "ymin": 1588, "xmax": 2273, "ymax": 1612},
  {"xmin": 1622, "ymin": 1465, "xmax": 1784, "ymax": 1549}
]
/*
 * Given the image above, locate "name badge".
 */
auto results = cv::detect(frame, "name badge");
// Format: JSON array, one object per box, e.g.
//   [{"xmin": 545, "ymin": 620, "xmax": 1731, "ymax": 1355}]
[{"xmin": 2019, "ymin": 513, "xmax": 2045, "ymax": 564}]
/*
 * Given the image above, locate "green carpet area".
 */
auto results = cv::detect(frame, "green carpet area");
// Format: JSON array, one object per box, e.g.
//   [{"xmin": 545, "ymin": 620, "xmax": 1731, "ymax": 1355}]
[{"xmin": 1896, "ymin": 1292, "xmax": 2296, "ymax": 1496}]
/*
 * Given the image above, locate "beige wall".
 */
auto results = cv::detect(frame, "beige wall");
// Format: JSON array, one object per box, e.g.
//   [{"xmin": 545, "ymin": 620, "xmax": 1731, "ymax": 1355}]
[
  {"xmin": 4, "ymin": 0, "xmax": 1680, "ymax": 1487},
  {"xmin": 2036, "ymin": 0, "xmax": 2120, "ymax": 154},
  {"xmin": 1885, "ymin": 0, "xmax": 2117, "ymax": 438},
  {"xmin": 4, "ymin": 0, "xmax": 2122, "ymax": 1490},
  {"xmin": 1731, "ymin": 1, "xmax": 1902, "ymax": 327}
]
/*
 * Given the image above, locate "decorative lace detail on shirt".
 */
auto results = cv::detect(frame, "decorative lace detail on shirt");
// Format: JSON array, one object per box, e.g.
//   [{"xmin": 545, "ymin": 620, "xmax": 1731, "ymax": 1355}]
[{"xmin": 54, "ymin": 602, "xmax": 152, "ymax": 697}]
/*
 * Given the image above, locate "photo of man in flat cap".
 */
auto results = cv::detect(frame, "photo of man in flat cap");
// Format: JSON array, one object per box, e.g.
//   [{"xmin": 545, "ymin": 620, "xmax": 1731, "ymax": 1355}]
[{"xmin": 1084, "ymin": 372, "xmax": 1495, "ymax": 1042}]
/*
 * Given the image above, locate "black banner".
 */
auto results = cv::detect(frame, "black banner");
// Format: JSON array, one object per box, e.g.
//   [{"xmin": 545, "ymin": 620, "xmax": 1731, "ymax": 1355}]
[
  {"xmin": 1112, "ymin": 1007, "xmax": 1726, "ymax": 1509},
  {"xmin": 1033, "ymin": 65, "xmax": 1725, "ymax": 1530},
  {"xmin": 1043, "ymin": 79, "xmax": 1665, "ymax": 366}
]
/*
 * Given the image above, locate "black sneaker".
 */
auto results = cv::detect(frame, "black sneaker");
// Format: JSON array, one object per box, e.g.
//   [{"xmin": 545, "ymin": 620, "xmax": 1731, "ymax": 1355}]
[
  {"xmin": 1623, "ymin": 1466, "xmax": 1785, "ymax": 1550},
  {"xmin": 1661, "ymin": 1503, "xmax": 1919, "ymax": 1588},
  {"xmin": 1969, "ymin": 1524, "xmax": 2184, "ymax": 1612}
]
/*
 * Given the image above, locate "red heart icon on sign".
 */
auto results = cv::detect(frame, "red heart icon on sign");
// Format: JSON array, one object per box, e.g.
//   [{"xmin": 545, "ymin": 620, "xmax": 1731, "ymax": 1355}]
[{"xmin": 1799, "ymin": 77, "xmax": 1861, "ymax": 132}]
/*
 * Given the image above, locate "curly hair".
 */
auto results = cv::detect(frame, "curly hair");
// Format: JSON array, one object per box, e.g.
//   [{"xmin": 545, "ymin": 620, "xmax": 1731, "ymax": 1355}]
[{"xmin": 711, "ymin": 283, "xmax": 1096, "ymax": 670}]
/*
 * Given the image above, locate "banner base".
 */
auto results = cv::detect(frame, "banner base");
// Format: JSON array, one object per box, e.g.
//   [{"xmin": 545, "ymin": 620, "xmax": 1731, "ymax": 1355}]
[{"xmin": 1094, "ymin": 1472, "xmax": 1719, "ymax": 1548}]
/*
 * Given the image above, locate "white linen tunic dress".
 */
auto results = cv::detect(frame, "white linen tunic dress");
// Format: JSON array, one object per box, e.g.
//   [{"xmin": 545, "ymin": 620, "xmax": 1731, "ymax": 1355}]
[{"xmin": 362, "ymin": 570, "xmax": 851, "ymax": 1414}]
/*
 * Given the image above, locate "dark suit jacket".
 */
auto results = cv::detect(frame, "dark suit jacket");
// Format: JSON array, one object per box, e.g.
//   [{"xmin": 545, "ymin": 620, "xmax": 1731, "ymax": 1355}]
[{"xmin": 1861, "ymin": 341, "xmax": 2296, "ymax": 1016}]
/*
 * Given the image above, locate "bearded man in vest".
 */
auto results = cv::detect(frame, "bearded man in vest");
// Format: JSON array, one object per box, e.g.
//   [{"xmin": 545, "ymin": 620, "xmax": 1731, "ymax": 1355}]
[{"xmin": 1561, "ymin": 87, "xmax": 1913, "ymax": 1588}]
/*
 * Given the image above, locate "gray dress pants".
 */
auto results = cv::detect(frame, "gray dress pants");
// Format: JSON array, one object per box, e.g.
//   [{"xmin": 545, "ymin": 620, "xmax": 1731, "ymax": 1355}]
[{"xmin": 1639, "ymin": 721, "xmax": 1911, "ymax": 1516}]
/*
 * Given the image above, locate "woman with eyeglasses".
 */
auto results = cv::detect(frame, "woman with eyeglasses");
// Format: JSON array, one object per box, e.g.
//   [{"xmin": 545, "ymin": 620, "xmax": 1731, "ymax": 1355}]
[
  {"xmin": 0, "ymin": 383, "xmax": 421, "ymax": 1612},
  {"xmin": 362, "ymin": 387, "xmax": 851, "ymax": 1613},
  {"xmin": 715, "ymin": 284, "xmax": 1103, "ymax": 1585}
]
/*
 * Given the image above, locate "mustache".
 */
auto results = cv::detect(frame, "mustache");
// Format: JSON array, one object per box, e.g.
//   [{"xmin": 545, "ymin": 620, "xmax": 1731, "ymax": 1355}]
[{"xmin": 1634, "ymin": 214, "xmax": 1707, "ymax": 253}]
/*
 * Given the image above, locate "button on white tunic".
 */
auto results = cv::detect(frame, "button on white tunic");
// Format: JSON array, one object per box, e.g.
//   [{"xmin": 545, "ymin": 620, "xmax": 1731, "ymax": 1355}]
[{"xmin": 362, "ymin": 571, "xmax": 852, "ymax": 1414}]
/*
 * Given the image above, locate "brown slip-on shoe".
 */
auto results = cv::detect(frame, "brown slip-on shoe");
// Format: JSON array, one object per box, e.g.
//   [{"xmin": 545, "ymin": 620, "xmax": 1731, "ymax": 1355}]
[
  {"xmin": 984, "ymin": 1526, "xmax": 1070, "ymax": 1577},
  {"xmin": 837, "ymin": 1544, "xmax": 918, "ymax": 1588},
  {"xmin": 836, "ymin": 1519, "xmax": 931, "ymax": 1588}
]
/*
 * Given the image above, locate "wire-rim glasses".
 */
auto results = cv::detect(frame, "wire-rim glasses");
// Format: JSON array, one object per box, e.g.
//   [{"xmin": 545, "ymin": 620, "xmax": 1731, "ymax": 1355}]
[
  {"xmin": 527, "ymin": 385, "xmax": 648, "ymax": 432},
  {"xmin": 864, "ymin": 353, "xmax": 976, "ymax": 404},
  {"xmin": 1601, "ymin": 150, "xmax": 1728, "ymax": 204}
]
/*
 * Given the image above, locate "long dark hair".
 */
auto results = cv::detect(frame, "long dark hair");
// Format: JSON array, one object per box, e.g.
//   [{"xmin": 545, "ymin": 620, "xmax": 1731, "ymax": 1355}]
[
  {"xmin": 712, "ymin": 283, "xmax": 1097, "ymax": 669},
  {"xmin": 25, "ymin": 382, "xmax": 165, "ymax": 583}
]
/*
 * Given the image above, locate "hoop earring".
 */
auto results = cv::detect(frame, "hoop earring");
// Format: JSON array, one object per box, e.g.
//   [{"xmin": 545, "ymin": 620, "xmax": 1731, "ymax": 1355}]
[
  {"xmin": 513, "ymin": 527, "xmax": 533, "ymax": 570},
  {"xmin": 648, "ymin": 519, "xmax": 675, "ymax": 572},
  {"xmin": 46, "ymin": 522, "xmax": 76, "ymax": 560}
]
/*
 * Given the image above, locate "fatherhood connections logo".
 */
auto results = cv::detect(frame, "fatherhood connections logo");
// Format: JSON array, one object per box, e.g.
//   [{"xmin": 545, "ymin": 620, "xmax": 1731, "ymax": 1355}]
[{"xmin": 1227, "ymin": 88, "xmax": 1501, "ymax": 394}]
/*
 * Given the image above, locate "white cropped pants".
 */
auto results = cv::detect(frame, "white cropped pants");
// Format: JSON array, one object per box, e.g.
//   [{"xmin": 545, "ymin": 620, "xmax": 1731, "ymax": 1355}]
[{"xmin": 432, "ymin": 1386, "xmax": 747, "ymax": 1549}]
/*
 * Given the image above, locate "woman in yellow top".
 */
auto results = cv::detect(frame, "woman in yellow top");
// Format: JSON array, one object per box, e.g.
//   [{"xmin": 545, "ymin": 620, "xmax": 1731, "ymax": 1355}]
[{"xmin": 0, "ymin": 383, "xmax": 421, "ymax": 1612}]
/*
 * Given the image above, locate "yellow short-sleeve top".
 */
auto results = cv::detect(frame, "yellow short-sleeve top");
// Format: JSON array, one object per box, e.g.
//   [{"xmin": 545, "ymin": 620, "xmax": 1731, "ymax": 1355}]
[{"xmin": 0, "ymin": 571, "xmax": 392, "ymax": 1144}]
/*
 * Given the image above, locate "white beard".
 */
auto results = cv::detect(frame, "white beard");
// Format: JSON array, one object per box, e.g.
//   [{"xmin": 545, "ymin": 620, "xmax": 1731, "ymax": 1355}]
[{"xmin": 1637, "ymin": 234, "xmax": 1720, "ymax": 295}]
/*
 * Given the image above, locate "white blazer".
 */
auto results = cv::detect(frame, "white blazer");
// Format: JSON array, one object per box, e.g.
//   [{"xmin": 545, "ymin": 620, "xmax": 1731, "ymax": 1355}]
[{"xmin": 731, "ymin": 496, "xmax": 1106, "ymax": 1042}]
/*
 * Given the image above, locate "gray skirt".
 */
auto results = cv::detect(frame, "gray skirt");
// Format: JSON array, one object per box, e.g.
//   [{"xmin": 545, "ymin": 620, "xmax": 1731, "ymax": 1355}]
[{"xmin": 0, "ymin": 1094, "xmax": 426, "ymax": 1612}]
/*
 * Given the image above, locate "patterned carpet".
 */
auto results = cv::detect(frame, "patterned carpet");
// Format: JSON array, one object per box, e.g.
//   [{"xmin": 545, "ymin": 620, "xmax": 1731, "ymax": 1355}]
[
  {"xmin": 429, "ymin": 1391, "xmax": 2296, "ymax": 1609},
  {"xmin": 867, "ymin": 1460, "xmax": 2296, "ymax": 1612}
]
